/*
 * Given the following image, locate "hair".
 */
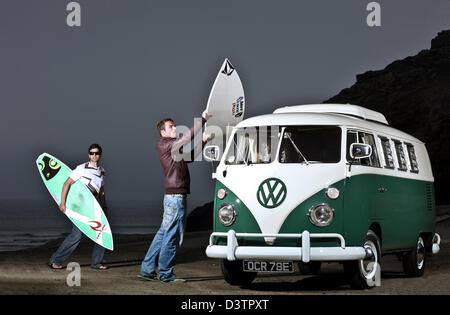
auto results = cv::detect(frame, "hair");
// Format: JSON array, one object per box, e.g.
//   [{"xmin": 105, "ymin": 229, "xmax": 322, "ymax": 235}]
[
  {"xmin": 157, "ymin": 118, "xmax": 174, "ymax": 136},
  {"xmin": 88, "ymin": 143, "xmax": 102, "ymax": 154}
]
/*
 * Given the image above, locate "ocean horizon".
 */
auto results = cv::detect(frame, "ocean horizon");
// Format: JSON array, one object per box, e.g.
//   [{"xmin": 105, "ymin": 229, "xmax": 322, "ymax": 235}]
[{"xmin": 0, "ymin": 199, "xmax": 206, "ymax": 252}]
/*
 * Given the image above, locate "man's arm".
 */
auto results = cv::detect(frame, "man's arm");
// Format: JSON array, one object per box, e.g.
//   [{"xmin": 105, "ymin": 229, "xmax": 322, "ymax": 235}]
[
  {"xmin": 171, "ymin": 110, "xmax": 213, "ymax": 160},
  {"xmin": 187, "ymin": 132, "xmax": 214, "ymax": 163},
  {"xmin": 99, "ymin": 187, "xmax": 107, "ymax": 212},
  {"xmin": 59, "ymin": 177, "xmax": 75, "ymax": 213},
  {"xmin": 173, "ymin": 110, "xmax": 212, "ymax": 147}
]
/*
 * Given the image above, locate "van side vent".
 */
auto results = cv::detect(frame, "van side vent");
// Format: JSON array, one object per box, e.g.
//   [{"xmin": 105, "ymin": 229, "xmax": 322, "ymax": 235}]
[{"xmin": 426, "ymin": 184, "xmax": 433, "ymax": 211}]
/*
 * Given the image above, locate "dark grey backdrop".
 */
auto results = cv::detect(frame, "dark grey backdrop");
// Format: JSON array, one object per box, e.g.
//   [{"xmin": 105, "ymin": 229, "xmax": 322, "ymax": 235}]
[{"xmin": 1, "ymin": 0, "xmax": 449, "ymax": 211}]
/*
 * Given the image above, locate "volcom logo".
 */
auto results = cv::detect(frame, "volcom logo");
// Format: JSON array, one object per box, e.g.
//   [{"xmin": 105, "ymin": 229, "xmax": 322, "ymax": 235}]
[
  {"xmin": 221, "ymin": 60, "xmax": 235, "ymax": 76},
  {"xmin": 257, "ymin": 178, "xmax": 287, "ymax": 208}
]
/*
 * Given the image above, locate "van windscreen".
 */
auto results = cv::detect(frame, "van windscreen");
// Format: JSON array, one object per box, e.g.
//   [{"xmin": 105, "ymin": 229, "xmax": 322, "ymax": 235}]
[
  {"xmin": 279, "ymin": 126, "xmax": 341, "ymax": 164},
  {"xmin": 225, "ymin": 126, "xmax": 282, "ymax": 165}
]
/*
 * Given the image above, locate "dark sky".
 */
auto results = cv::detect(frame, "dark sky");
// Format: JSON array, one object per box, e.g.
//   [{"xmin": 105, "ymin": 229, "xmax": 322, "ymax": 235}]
[{"xmin": 1, "ymin": 0, "xmax": 449, "ymax": 210}]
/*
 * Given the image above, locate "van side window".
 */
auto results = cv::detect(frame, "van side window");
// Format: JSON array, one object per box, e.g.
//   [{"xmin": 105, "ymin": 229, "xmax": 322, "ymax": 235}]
[
  {"xmin": 393, "ymin": 140, "xmax": 408, "ymax": 171},
  {"xmin": 379, "ymin": 136, "xmax": 395, "ymax": 169},
  {"xmin": 405, "ymin": 143, "xmax": 419, "ymax": 173},
  {"xmin": 358, "ymin": 132, "xmax": 381, "ymax": 167}
]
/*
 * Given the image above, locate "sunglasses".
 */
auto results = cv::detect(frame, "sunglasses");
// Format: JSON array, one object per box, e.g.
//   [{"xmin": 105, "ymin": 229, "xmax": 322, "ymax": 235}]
[{"xmin": 89, "ymin": 152, "xmax": 101, "ymax": 156}]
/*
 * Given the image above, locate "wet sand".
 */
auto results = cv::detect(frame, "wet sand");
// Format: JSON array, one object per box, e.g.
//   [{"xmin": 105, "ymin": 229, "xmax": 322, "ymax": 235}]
[
  {"xmin": 0, "ymin": 230, "xmax": 223, "ymax": 295},
  {"xmin": 0, "ymin": 206, "xmax": 449, "ymax": 295}
]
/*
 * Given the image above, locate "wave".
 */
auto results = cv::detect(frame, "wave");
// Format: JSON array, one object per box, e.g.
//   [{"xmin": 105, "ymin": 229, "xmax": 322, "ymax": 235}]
[{"xmin": 0, "ymin": 227, "xmax": 159, "ymax": 252}]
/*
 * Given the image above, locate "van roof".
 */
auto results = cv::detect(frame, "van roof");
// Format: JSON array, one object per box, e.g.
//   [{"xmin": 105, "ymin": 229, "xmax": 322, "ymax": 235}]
[
  {"xmin": 273, "ymin": 104, "xmax": 389, "ymax": 125},
  {"xmin": 237, "ymin": 104, "xmax": 422, "ymax": 143}
]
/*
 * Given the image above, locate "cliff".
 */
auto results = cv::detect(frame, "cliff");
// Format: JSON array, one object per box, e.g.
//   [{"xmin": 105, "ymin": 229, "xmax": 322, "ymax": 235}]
[{"xmin": 325, "ymin": 30, "xmax": 450, "ymax": 204}]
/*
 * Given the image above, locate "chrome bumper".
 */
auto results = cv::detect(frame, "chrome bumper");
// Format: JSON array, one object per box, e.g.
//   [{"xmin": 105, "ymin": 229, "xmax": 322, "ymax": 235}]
[
  {"xmin": 432, "ymin": 233, "xmax": 441, "ymax": 254},
  {"xmin": 205, "ymin": 230, "xmax": 367, "ymax": 263}
]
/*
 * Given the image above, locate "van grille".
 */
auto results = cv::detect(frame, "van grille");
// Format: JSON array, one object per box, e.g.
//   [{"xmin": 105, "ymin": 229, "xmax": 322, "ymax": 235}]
[{"xmin": 426, "ymin": 183, "xmax": 433, "ymax": 211}]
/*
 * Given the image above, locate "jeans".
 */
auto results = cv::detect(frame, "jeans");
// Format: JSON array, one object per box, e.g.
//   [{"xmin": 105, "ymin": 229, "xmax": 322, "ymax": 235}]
[
  {"xmin": 50, "ymin": 224, "xmax": 105, "ymax": 269},
  {"xmin": 140, "ymin": 194, "xmax": 187, "ymax": 281}
]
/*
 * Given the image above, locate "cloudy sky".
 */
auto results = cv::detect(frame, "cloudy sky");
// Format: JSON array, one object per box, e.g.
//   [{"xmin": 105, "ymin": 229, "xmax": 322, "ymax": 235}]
[{"xmin": 1, "ymin": 0, "xmax": 449, "ymax": 210}]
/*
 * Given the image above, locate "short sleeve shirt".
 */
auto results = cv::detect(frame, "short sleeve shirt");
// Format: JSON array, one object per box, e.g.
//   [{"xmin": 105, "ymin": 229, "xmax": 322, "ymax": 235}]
[{"xmin": 70, "ymin": 162, "xmax": 105, "ymax": 196}]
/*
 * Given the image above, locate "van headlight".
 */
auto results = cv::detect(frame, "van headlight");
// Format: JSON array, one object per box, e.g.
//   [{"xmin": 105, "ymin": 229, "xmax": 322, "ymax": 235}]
[
  {"xmin": 308, "ymin": 203, "xmax": 334, "ymax": 227},
  {"xmin": 218, "ymin": 203, "xmax": 236, "ymax": 226}
]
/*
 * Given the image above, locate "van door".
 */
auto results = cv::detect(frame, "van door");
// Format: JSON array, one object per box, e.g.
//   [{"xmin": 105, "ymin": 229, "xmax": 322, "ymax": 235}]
[{"xmin": 343, "ymin": 130, "xmax": 384, "ymax": 246}]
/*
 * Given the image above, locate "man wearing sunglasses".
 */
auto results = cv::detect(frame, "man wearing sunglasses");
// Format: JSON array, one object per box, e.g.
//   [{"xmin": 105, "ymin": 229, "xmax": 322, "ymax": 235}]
[
  {"xmin": 139, "ymin": 109, "xmax": 212, "ymax": 283},
  {"xmin": 48, "ymin": 144, "xmax": 108, "ymax": 270}
]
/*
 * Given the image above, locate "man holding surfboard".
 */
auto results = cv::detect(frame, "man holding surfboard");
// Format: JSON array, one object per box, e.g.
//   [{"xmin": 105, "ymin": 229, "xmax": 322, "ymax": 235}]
[
  {"xmin": 139, "ymin": 110, "xmax": 212, "ymax": 283},
  {"xmin": 49, "ymin": 144, "xmax": 108, "ymax": 270}
]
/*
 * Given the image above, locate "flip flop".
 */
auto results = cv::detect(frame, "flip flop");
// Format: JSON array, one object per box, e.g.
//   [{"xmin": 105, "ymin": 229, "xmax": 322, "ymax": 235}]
[
  {"xmin": 47, "ymin": 262, "xmax": 63, "ymax": 270},
  {"xmin": 162, "ymin": 278, "xmax": 187, "ymax": 283},
  {"xmin": 93, "ymin": 265, "xmax": 108, "ymax": 270},
  {"xmin": 137, "ymin": 274, "xmax": 160, "ymax": 282}
]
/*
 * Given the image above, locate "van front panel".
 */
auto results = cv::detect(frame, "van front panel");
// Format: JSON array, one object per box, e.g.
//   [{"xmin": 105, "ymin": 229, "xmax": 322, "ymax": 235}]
[{"xmin": 212, "ymin": 163, "xmax": 346, "ymax": 248}]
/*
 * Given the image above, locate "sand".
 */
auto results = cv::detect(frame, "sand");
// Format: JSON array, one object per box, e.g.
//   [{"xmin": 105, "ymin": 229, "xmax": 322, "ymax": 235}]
[{"xmin": 0, "ymin": 206, "xmax": 449, "ymax": 295}]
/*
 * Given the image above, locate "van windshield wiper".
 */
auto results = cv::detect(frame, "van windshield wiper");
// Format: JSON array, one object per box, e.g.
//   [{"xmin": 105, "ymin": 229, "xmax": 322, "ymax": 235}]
[
  {"xmin": 285, "ymin": 133, "xmax": 309, "ymax": 165},
  {"xmin": 232, "ymin": 137, "xmax": 250, "ymax": 166}
]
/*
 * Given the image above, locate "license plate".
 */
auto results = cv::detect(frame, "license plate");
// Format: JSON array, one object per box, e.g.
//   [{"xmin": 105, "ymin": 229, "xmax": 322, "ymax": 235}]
[{"xmin": 243, "ymin": 260, "xmax": 294, "ymax": 273}]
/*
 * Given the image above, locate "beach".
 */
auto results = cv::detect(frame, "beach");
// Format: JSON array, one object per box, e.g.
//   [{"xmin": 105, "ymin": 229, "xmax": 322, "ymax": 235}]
[{"xmin": 0, "ymin": 206, "xmax": 449, "ymax": 295}]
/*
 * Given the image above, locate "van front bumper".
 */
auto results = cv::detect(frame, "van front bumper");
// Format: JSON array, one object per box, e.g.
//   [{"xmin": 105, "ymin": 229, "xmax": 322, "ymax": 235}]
[{"xmin": 205, "ymin": 230, "xmax": 367, "ymax": 263}]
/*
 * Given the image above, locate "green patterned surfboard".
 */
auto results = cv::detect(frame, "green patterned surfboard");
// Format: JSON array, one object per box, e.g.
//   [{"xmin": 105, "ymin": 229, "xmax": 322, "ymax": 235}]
[{"xmin": 36, "ymin": 153, "xmax": 113, "ymax": 251}]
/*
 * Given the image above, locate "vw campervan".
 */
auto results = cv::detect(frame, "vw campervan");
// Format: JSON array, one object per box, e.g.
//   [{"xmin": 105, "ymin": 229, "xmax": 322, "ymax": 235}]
[{"xmin": 205, "ymin": 104, "xmax": 441, "ymax": 289}]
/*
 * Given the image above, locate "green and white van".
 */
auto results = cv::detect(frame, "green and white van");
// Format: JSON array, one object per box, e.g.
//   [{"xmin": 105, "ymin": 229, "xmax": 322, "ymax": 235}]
[{"xmin": 205, "ymin": 104, "xmax": 441, "ymax": 289}]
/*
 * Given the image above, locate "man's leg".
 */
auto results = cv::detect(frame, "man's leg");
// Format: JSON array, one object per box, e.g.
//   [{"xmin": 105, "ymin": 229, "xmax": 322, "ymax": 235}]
[
  {"xmin": 158, "ymin": 195, "xmax": 186, "ymax": 282},
  {"xmin": 50, "ymin": 224, "xmax": 83, "ymax": 267},
  {"xmin": 140, "ymin": 224, "xmax": 165, "ymax": 277},
  {"xmin": 91, "ymin": 243, "xmax": 106, "ymax": 269}
]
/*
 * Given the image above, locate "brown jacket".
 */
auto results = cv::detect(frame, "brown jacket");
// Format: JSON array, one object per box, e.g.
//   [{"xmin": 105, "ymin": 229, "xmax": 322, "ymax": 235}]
[{"xmin": 156, "ymin": 117, "xmax": 207, "ymax": 194}]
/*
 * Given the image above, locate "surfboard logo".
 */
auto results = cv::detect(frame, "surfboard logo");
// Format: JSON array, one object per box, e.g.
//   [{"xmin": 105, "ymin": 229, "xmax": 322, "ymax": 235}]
[
  {"xmin": 221, "ymin": 60, "xmax": 235, "ymax": 76},
  {"xmin": 88, "ymin": 220, "xmax": 104, "ymax": 232},
  {"xmin": 39, "ymin": 156, "xmax": 61, "ymax": 181},
  {"xmin": 232, "ymin": 96, "xmax": 245, "ymax": 118}
]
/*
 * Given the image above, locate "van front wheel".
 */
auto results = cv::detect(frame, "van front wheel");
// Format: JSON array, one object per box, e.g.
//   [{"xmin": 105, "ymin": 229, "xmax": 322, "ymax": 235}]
[
  {"xmin": 344, "ymin": 230, "xmax": 381, "ymax": 289},
  {"xmin": 298, "ymin": 261, "xmax": 322, "ymax": 275},
  {"xmin": 220, "ymin": 259, "xmax": 257, "ymax": 286}
]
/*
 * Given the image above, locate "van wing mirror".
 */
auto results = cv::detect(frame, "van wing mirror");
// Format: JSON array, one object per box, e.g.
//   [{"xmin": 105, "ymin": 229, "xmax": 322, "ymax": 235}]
[
  {"xmin": 350, "ymin": 143, "xmax": 372, "ymax": 159},
  {"xmin": 203, "ymin": 145, "xmax": 220, "ymax": 162}
]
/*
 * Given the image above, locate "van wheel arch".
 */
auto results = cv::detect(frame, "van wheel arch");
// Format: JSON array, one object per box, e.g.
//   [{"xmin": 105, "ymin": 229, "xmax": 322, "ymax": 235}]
[{"xmin": 369, "ymin": 223, "xmax": 382, "ymax": 248}]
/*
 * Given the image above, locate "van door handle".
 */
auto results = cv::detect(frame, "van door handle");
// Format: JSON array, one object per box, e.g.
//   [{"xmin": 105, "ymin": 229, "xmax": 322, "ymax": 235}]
[{"xmin": 378, "ymin": 187, "xmax": 387, "ymax": 193}]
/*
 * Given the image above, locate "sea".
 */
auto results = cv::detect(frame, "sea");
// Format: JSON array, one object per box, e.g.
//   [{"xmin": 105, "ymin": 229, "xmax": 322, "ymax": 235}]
[{"xmin": 0, "ymin": 199, "xmax": 168, "ymax": 252}]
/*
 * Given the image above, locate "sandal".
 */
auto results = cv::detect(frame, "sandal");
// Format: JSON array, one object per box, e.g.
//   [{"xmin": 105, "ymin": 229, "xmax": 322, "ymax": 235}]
[
  {"xmin": 48, "ymin": 262, "xmax": 63, "ymax": 270},
  {"xmin": 162, "ymin": 277, "xmax": 186, "ymax": 283},
  {"xmin": 137, "ymin": 274, "xmax": 159, "ymax": 282}
]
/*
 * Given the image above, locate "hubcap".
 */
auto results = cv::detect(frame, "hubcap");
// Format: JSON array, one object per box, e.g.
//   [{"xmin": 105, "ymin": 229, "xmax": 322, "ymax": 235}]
[
  {"xmin": 360, "ymin": 240, "xmax": 378, "ymax": 280},
  {"xmin": 417, "ymin": 237, "xmax": 425, "ymax": 269}
]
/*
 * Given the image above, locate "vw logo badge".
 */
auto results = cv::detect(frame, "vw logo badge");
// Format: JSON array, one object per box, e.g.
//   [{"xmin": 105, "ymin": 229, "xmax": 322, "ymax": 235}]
[{"xmin": 257, "ymin": 178, "xmax": 287, "ymax": 208}]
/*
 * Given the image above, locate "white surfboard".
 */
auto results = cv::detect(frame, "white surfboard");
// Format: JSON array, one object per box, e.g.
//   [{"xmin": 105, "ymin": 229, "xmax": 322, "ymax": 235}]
[{"xmin": 205, "ymin": 58, "xmax": 245, "ymax": 154}]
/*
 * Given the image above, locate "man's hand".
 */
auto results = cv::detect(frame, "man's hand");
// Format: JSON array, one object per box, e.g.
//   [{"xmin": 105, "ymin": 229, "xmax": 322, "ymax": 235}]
[
  {"xmin": 59, "ymin": 203, "xmax": 66, "ymax": 213},
  {"xmin": 202, "ymin": 132, "xmax": 214, "ymax": 143},
  {"xmin": 202, "ymin": 110, "xmax": 213, "ymax": 121}
]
